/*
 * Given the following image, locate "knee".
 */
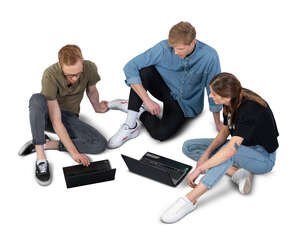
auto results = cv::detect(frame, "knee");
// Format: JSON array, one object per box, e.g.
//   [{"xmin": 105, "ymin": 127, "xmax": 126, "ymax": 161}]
[
  {"xmin": 139, "ymin": 65, "xmax": 156, "ymax": 77},
  {"xmin": 29, "ymin": 93, "xmax": 47, "ymax": 110},
  {"xmin": 182, "ymin": 138, "xmax": 211, "ymax": 155},
  {"xmin": 139, "ymin": 66, "xmax": 158, "ymax": 85},
  {"xmin": 97, "ymin": 139, "xmax": 107, "ymax": 153},
  {"xmin": 150, "ymin": 128, "xmax": 172, "ymax": 142},
  {"xmin": 89, "ymin": 136, "xmax": 107, "ymax": 154},
  {"xmin": 265, "ymin": 162, "xmax": 275, "ymax": 173},
  {"xmin": 182, "ymin": 139, "xmax": 197, "ymax": 152},
  {"xmin": 182, "ymin": 140, "xmax": 192, "ymax": 156}
]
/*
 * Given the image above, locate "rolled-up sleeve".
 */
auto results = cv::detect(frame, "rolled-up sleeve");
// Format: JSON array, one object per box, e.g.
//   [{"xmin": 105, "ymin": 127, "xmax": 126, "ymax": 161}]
[
  {"xmin": 205, "ymin": 53, "xmax": 222, "ymax": 112},
  {"xmin": 124, "ymin": 42, "xmax": 164, "ymax": 86},
  {"xmin": 41, "ymin": 70, "xmax": 58, "ymax": 100},
  {"xmin": 87, "ymin": 62, "xmax": 101, "ymax": 87},
  {"xmin": 233, "ymin": 116, "xmax": 256, "ymax": 142}
]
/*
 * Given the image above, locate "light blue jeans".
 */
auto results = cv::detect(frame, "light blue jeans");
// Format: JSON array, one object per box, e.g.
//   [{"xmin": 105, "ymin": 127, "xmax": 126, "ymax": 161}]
[{"xmin": 182, "ymin": 138, "xmax": 276, "ymax": 189}]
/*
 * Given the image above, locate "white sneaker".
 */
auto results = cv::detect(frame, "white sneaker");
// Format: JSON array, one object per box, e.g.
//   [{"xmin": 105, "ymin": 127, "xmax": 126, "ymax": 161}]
[
  {"xmin": 137, "ymin": 104, "xmax": 163, "ymax": 120},
  {"xmin": 107, "ymin": 122, "xmax": 140, "ymax": 149},
  {"xmin": 107, "ymin": 99, "xmax": 128, "ymax": 113},
  {"xmin": 137, "ymin": 105, "xmax": 146, "ymax": 119},
  {"xmin": 160, "ymin": 197, "xmax": 197, "ymax": 224},
  {"xmin": 231, "ymin": 168, "xmax": 254, "ymax": 194}
]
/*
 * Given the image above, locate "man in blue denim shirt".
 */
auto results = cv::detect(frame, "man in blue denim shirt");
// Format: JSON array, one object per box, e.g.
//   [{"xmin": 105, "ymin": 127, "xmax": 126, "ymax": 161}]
[{"xmin": 108, "ymin": 21, "xmax": 222, "ymax": 148}]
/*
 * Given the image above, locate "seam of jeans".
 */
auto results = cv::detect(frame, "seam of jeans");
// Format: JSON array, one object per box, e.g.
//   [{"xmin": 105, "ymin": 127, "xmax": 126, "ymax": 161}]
[{"xmin": 201, "ymin": 159, "xmax": 233, "ymax": 189}]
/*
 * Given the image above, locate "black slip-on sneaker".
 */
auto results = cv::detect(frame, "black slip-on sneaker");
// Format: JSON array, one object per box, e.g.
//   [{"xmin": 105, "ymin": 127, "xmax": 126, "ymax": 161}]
[
  {"xmin": 18, "ymin": 134, "xmax": 50, "ymax": 156},
  {"xmin": 35, "ymin": 160, "xmax": 52, "ymax": 186}
]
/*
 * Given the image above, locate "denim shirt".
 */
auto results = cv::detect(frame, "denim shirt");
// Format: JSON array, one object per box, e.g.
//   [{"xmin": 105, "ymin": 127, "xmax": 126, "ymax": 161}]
[{"xmin": 124, "ymin": 40, "xmax": 222, "ymax": 117}]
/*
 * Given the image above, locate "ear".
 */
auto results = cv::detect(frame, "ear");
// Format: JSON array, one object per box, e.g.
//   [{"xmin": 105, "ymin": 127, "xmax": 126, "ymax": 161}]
[{"xmin": 224, "ymin": 97, "xmax": 231, "ymax": 105}]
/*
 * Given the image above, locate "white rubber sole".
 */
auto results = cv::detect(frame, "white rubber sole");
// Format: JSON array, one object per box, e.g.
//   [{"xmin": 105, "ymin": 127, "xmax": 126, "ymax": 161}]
[
  {"xmin": 35, "ymin": 176, "xmax": 52, "ymax": 186},
  {"xmin": 240, "ymin": 173, "xmax": 253, "ymax": 194}
]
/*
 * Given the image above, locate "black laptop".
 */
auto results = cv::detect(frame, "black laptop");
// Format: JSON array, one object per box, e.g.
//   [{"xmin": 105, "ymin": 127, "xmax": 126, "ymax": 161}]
[
  {"xmin": 121, "ymin": 152, "xmax": 192, "ymax": 187},
  {"xmin": 63, "ymin": 160, "xmax": 116, "ymax": 188}
]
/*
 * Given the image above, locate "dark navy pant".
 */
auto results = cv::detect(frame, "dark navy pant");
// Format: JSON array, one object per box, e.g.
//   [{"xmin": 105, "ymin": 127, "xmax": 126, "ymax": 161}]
[{"xmin": 29, "ymin": 93, "xmax": 107, "ymax": 154}]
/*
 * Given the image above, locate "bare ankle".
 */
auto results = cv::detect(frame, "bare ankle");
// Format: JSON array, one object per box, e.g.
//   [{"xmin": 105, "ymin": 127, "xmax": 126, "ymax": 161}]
[
  {"xmin": 186, "ymin": 194, "xmax": 197, "ymax": 205},
  {"xmin": 44, "ymin": 140, "xmax": 59, "ymax": 150}
]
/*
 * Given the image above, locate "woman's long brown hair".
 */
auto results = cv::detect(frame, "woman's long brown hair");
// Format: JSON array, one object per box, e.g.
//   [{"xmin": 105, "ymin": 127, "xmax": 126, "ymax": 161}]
[{"xmin": 210, "ymin": 72, "xmax": 267, "ymax": 127}]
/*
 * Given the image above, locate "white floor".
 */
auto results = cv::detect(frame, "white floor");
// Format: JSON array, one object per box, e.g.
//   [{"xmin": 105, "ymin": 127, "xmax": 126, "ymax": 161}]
[{"xmin": 1, "ymin": 1, "xmax": 299, "ymax": 238}]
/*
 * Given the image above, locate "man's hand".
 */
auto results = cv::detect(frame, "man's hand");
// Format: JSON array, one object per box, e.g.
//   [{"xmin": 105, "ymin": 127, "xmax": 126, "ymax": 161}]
[
  {"xmin": 71, "ymin": 153, "xmax": 90, "ymax": 166},
  {"xmin": 144, "ymin": 98, "xmax": 161, "ymax": 115},
  {"xmin": 86, "ymin": 85, "xmax": 109, "ymax": 113},
  {"xmin": 99, "ymin": 101, "xmax": 108, "ymax": 113}
]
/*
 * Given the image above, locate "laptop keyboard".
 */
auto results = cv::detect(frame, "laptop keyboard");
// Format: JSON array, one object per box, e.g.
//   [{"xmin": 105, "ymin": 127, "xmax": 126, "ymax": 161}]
[{"xmin": 141, "ymin": 158, "xmax": 184, "ymax": 179}]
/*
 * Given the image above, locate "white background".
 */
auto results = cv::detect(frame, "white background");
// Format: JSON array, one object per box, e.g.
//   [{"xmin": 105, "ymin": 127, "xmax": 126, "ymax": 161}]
[{"xmin": 0, "ymin": 0, "xmax": 299, "ymax": 237}]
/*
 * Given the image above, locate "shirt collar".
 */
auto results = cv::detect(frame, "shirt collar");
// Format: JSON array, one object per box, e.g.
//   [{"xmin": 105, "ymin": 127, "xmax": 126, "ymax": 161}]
[
  {"xmin": 57, "ymin": 62, "xmax": 83, "ymax": 89},
  {"xmin": 184, "ymin": 40, "xmax": 197, "ymax": 60}
]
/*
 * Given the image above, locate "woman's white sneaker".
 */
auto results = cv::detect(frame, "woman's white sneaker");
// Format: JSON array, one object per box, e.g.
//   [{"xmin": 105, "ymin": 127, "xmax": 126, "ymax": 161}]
[
  {"xmin": 160, "ymin": 197, "xmax": 197, "ymax": 224},
  {"xmin": 231, "ymin": 168, "xmax": 254, "ymax": 194},
  {"xmin": 107, "ymin": 122, "xmax": 140, "ymax": 149}
]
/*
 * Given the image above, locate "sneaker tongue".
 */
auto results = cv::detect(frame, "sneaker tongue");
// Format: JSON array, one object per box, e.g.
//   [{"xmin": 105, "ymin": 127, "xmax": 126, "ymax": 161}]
[
  {"xmin": 122, "ymin": 124, "xmax": 130, "ymax": 130},
  {"xmin": 37, "ymin": 162, "xmax": 47, "ymax": 173}
]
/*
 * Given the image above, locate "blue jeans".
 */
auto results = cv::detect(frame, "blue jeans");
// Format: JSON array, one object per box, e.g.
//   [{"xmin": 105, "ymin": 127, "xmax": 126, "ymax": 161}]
[
  {"xmin": 29, "ymin": 93, "xmax": 107, "ymax": 154},
  {"xmin": 182, "ymin": 138, "xmax": 276, "ymax": 189}
]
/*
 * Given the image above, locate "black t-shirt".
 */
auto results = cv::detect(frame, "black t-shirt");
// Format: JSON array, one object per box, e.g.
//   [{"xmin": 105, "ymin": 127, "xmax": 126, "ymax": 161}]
[{"xmin": 223, "ymin": 99, "xmax": 279, "ymax": 153}]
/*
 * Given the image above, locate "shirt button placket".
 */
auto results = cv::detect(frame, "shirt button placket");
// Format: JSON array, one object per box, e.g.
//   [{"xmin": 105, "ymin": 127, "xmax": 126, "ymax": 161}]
[
  {"xmin": 181, "ymin": 60, "xmax": 186, "ymax": 95},
  {"xmin": 182, "ymin": 59, "xmax": 189, "ymax": 95}
]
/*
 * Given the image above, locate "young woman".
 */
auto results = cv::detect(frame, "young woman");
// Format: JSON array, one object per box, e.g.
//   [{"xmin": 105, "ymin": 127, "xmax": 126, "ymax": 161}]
[{"xmin": 160, "ymin": 72, "xmax": 279, "ymax": 223}]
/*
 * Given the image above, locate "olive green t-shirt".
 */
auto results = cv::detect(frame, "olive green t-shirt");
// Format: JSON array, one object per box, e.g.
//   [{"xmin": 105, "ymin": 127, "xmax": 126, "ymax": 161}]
[{"xmin": 41, "ymin": 60, "xmax": 100, "ymax": 114}]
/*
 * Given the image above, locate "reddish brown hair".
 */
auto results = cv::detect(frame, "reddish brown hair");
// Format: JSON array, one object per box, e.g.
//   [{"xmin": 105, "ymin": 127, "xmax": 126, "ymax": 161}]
[{"xmin": 58, "ymin": 45, "xmax": 83, "ymax": 66}]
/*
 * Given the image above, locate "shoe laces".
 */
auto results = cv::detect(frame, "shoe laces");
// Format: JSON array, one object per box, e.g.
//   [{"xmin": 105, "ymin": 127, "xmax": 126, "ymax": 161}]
[{"xmin": 37, "ymin": 162, "xmax": 48, "ymax": 173}]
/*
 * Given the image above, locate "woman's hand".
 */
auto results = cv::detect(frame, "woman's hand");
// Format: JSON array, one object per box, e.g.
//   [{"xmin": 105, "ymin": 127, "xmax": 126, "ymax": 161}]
[
  {"xmin": 187, "ymin": 152, "xmax": 210, "ymax": 188},
  {"xmin": 186, "ymin": 167, "xmax": 205, "ymax": 188}
]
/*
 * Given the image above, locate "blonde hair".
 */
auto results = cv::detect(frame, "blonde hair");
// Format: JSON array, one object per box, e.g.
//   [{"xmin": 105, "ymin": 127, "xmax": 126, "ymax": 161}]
[
  {"xmin": 168, "ymin": 21, "xmax": 196, "ymax": 46},
  {"xmin": 58, "ymin": 44, "xmax": 83, "ymax": 66}
]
